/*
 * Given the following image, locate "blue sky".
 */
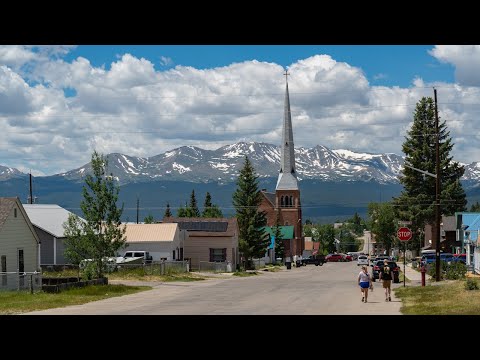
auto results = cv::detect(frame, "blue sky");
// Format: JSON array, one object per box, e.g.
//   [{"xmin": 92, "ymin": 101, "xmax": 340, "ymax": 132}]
[
  {"xmin": 1, "ymin": 45, "xmax": 479, "ymax": 176},
  {"xmin": 65, "ymin": 45, "xmax": 454, "ymax": 88}
]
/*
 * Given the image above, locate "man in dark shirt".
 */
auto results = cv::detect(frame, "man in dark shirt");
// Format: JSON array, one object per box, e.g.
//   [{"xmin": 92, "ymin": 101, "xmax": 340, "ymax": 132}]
[{"xmin": 379, "ymin": 259, "xmax": 393, "ymax": 301}]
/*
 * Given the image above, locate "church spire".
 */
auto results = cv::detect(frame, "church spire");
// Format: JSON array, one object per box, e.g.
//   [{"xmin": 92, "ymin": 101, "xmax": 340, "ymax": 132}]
[{"xmin": 276, "ymin": 70, "xmax": 299, "ymax": 191}]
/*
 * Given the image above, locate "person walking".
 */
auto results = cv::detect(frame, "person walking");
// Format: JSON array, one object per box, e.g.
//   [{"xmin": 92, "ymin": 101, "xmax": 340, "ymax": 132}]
[
  {"xmin": 357, "ymin": 265, "xmax": 372, "ymax": 303},
  {"xmin": 379, "ymin": 259, "xmax": 393, "ymax": 301}
]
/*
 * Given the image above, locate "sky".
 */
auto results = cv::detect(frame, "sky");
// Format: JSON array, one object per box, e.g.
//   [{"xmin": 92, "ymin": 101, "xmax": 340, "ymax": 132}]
[{"xmin": 1, "ymin": 44, "xmax": 480, "ymax": 176}]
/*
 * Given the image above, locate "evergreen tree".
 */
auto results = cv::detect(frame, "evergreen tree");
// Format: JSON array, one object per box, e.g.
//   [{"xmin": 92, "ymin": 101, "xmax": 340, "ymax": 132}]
[
  {"xmin": 188, "ymin": 189, "xmax": 201, "ymax": 217},
  {"xmin": 202, "ymin": 192, "xmax": 223, "ymax": 218},
  {"xmin": 144, "ymin": 214, "xmax": 154, "ymax": 224},
  {"xmin": 470, "ymin": 201, "xmax": 480, "ymax": 212},
  {"xmin": 63, "ymin": 151, "xmax": 126, "ymax": 279},
  {"xmin": 177, "ymin": 202, "xmax": 188, "ymax": 217},
  {"xmin": 164, "ymin": 202, "xmax": 172, "ymax": 218},
  {"xmin": 232, "ymin": 156, "xmax": 269, "ymax": 264},
  {"xmin": 273, "ymin": 211, "xmax": 285, "ymax": 259},
  {"xmin": 393, "ymin": 96, "xmax": 467, "ymax": 250}
]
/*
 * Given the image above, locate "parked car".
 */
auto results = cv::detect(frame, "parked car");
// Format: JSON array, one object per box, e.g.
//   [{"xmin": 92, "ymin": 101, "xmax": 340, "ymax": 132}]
[
  {"xmin": 372, "ymin": 260, "xmax": 400, "ymax": 283},
  {"xmin": 357, "ymin": 255, "xmax": 369, "ymax": 266},
  {"xmin": 421, "ymin": 253, "xmax": 455, "ymax": 266},
  {"xmin": 453, "ymin": 254, "xmax": 467, "ymax": 264},
  {"xmin": 301, "ymin": 254, "xmax": 326, "ymax": 266},
  {"xmin": 325, "ymin": 253, "xmax": 344, "ymax": 262}
]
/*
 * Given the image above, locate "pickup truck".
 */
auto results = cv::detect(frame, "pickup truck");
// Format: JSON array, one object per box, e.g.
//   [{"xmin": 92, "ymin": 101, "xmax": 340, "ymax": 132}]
[{"xmin": 301, "ymin": 255, "xmax": 325, "ymax": 266}]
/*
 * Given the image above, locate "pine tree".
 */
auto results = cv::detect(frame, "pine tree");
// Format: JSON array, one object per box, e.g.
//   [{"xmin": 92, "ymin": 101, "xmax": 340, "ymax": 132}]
[
  {"xmin": 63, "ymin": 150, "xmax": 126, "ymax": 279},
  {"xmin": 144, "ymin": 214, "xmax": 154, "ymax": 224},
  {"xmin": 232, "ymin": 156, "xmax": 269, "ymax": 264},
  {"xmin": 177, "ymin": 202, "xmax": 188, "ymax": 217},
  {"xmin": 202, "ymin": 192, "xmax": 223, "ymax": 218},
  {"xmin": 393, "ymin": 96, "xmax": 467, "ymax": 250},
  {"xmin": 188, "ymin": 189, "xmax": 201, "ymax": 217},
  {"xmin": 164, "ymin": 202, "xmax": 172, "ymax": 218},
  {"xmin": 273, "ymin": 211, "xmax": 285, "ymax": 259},
  {"xmin": 470, "ymin": 201, "xmax": 480, "ymax": 212}
]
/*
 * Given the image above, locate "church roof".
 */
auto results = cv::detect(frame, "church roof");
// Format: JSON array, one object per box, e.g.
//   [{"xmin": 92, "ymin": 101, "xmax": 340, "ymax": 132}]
[
  {"xmin": 277, "ymin": 78, "xmax": 299, "ymax": 191},
  {"xmin": 276, "ymin": 172, "xmax": 299, "ymax": 190}
]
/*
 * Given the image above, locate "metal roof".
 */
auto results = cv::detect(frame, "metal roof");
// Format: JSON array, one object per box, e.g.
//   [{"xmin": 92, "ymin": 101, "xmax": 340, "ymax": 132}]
[
  {"xmin": 23, "ymin": 204, "xmax": 80, "ymax": 238},
  {"xmin": 124, "ymin": 223, "xmax": 178, "ymax": 242},
  {"xmin": 177, "ymin": 221, "xmax": 228, "ymax": 232},
  {"xmin": 276, "ymin": 172, "xmax": 299, "ymax": 190},
  {"xmin": 262, "ymin": 225, "xmax": 294, "ymax": 239}
]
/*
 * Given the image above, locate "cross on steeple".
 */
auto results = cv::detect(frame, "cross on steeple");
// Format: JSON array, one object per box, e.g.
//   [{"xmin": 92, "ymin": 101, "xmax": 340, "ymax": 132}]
[{"xmin": 283, "ymin": 69, "xmax": 290, "ymax": 83}]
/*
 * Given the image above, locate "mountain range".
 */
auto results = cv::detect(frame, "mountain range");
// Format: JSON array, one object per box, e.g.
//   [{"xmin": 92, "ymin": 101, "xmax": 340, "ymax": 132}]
[{"xmin": 1, "ymin": 142, "xmax": 479, "ymax": 223}]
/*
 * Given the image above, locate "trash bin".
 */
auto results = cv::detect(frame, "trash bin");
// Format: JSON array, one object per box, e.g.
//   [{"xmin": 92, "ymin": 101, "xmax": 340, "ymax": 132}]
[{"xmin": 286, "ymin": 262, "xmax": 292, "ymax": 270}]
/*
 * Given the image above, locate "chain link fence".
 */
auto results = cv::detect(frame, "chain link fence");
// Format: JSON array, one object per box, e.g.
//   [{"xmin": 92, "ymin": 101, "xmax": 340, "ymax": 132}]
[
  {"xmin": 115, "ymin": 260, "xmax": 189, "ymax": 276},
  {"xmin": 0, "ymin": 272, "xmax": 43, "ymax": 292},
  {"xmin": 198, "ymin": 261, "xmax": 232, "ymax": 273}
]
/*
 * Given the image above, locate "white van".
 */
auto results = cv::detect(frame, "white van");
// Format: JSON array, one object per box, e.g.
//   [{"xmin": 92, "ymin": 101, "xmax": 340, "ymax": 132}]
[{"xmin": 121, "ymin": 251, "xmax": 153, "ymax": 264}]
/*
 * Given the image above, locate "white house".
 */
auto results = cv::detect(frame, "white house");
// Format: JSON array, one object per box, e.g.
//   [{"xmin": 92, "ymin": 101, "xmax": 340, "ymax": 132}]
[
  {"xmin": 121, "ymin": 223, "xmax": 181, "ymax": 261},
  {"xmin": 0, "ymin": 197, "xmax": 40, "ymax": 289}
]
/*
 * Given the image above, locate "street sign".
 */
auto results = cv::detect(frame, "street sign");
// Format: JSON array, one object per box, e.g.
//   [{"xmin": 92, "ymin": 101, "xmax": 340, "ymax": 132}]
[
  {"xmin": 398, "ymin": 221, "xmax": 412, "ymax": 225},
  {"xmin": 397, "ymin": 227, "xmax": 412, "ymax": 241}
]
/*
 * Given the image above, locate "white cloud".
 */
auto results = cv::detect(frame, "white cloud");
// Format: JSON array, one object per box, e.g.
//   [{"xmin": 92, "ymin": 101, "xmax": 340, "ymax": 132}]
[
  {"xmin": 1, "ymin": 48, "xmax": 479, "ymax": 176},
  {"xmin": 373, "ymin": 73, "xmax": 387, "ymax": 81},
  {"xmin": 429, "ymin": 45, "xmax": 480, "ymax": 86},
  {"xmin": 160, "ymin": 56, "xmax": 173, "ymax": 66}
]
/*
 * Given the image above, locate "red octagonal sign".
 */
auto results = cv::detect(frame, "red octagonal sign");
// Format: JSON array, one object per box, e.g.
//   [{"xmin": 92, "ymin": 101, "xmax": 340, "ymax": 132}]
[{"xmin": 397, "ymin": 227, "xmax": 412, "ymax": 241}]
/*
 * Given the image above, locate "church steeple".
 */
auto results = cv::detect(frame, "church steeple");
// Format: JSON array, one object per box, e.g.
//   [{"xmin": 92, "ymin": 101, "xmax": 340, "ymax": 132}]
[{"xmin": 276, "ymin": 71, "xmax": 299, "ymax": 191}]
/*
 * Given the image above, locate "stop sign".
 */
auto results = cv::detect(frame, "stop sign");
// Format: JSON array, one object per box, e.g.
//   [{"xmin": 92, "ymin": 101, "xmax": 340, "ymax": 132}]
[{"xmin": 397, "ymin": 227, "xmax": 412, "ymax": 241}]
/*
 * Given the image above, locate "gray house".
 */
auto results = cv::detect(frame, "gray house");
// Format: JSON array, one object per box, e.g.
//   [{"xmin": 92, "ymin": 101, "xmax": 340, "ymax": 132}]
[
  {"xmin": 23, "ymin": 204, "xmax": 81, "ymax": 266},
  {"xmin": 0, "ymin": 197, "xmax": 40, "ymax": 289}
]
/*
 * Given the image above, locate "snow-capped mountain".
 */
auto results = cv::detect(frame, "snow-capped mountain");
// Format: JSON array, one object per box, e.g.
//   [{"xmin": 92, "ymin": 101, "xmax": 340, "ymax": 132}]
[
  {"xmin": 3, "ymin": 142, "xmax": 479, "ymax": 186},
  {"xmin": 54, "ymin": 142, "xmax": 408, "ymax": 185},
  {"xmin": 0, "ymin": 165, "xmax": 25, "ymax": 181}
]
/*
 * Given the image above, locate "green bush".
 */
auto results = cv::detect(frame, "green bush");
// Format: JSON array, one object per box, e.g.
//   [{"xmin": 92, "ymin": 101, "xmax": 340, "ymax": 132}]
[
  {"xmin": 465, "ymin": 278, "xmax": 479, "ymax": 290},
  {"xmin": 445, "ymin": 262, "xmax": 467, "ymax": 280},
  {"xmin": 426, "ymin": 260, "xmax": 467, "ymax": 280}
]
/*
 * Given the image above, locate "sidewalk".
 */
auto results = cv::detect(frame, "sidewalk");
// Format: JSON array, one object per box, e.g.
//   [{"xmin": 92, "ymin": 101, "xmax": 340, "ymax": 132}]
[{"xmin": 401, "ymin": 262, "xmax": 431, "ymax": 286}]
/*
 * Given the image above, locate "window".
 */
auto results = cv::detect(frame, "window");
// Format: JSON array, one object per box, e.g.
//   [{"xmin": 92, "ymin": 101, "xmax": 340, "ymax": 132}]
[
  {"xmin": 290, "ymin": 196, "xmax": 293, "ymax": 207},
  {"xmin": 209, "ymin": 248, "xmax": 226, "ymax": 262},
  {"xmin": 172, "ymin": 250, "xmax": 175, "ymax": 260},
  {"xmin": 281, "ymin": 196, "xmax": 284, "ymax": 207},
  {"xmin": 14, "ymin": 208, "xmax": 17, "ymax": 217}
]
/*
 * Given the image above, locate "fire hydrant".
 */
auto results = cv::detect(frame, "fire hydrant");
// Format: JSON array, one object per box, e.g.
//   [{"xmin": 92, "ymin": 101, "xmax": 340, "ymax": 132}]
[{"xmin": 420, "ymin": 265, "xmax": 427, "ymax": 287}]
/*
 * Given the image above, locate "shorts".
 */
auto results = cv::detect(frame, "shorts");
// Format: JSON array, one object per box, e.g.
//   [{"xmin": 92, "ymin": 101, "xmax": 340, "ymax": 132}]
[
  {"xmin": 382, "ymin": 280, "xmax": 392, "ymax": 289},
  {"xmin": 359, "ymin": 281, "xmax": 370, "ymax": 289}
]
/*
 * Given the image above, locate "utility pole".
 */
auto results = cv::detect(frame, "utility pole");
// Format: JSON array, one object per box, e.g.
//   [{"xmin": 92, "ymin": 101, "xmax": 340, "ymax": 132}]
[
  {"xmin": 434, "ymin": 88, "xmax": 441, "ymax": 282},
  {"xmin": 136, "ymin": 197, "xmax": 139, "ymax": 224},
  {"xmin": 29, "ymin": 171, "xmax": 33, "ymax": 204}
]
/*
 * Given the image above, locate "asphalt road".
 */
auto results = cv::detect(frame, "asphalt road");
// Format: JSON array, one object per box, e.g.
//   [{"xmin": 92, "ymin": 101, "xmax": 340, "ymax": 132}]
[{"xmin": 25, "ymin": 261, "xmax": 403, "ymax": 315}]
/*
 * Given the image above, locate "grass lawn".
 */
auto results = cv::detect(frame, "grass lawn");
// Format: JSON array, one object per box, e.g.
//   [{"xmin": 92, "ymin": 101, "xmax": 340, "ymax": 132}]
[
  {"xmin": 0, "ymin": 284, "xmax": 150, "ymax": 315},
  {"xmin": 43, "ymin": 268, "xmax": 208, "ymax": 282},
  {"xmin": 394, "ymin": 279, "xmax": 480, "ymax": 314}
]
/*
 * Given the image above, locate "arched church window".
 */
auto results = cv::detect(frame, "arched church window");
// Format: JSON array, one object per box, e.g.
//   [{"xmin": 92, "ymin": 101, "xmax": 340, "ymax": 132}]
[
  {"xmin": 290, "ymin": 196, "xmax": 293, "ymax": 207},
  {"xmin": 281, "ymin": 196, "xmax": 284, "ymax": 207}
]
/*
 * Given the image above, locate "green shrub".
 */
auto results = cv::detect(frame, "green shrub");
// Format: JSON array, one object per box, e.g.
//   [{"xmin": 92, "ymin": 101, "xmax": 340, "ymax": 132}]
[
  {"xmin": 465, "ymin": 278, "xmax": 479, "ymax": 290},
  {"xmin": 445, "ymin": 261, "xmax": 467, "ymax": 280}
]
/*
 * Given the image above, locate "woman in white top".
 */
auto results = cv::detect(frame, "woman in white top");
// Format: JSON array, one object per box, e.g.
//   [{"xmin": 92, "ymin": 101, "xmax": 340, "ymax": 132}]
[{"xmin": 357, "ymin": 265, "xmax": 372, "ymax": 303}]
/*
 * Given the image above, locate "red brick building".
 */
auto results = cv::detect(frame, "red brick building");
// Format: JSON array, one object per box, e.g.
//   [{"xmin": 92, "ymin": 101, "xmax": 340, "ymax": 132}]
[{"xmin": 259, "ymin": 78, "xmax": 304, "ymax": 258}]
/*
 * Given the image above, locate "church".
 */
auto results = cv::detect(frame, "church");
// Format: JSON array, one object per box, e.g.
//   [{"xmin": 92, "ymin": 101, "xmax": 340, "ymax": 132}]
[{"xmin": 259, "ymin": 74, "xmax": 304, "ymax": 259}]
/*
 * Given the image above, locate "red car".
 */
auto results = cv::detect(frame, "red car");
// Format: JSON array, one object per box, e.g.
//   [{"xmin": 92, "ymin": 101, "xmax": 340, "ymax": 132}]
[{"xmin": 325, "ymin": 253, "xmax": 344, "ymax": 262}]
